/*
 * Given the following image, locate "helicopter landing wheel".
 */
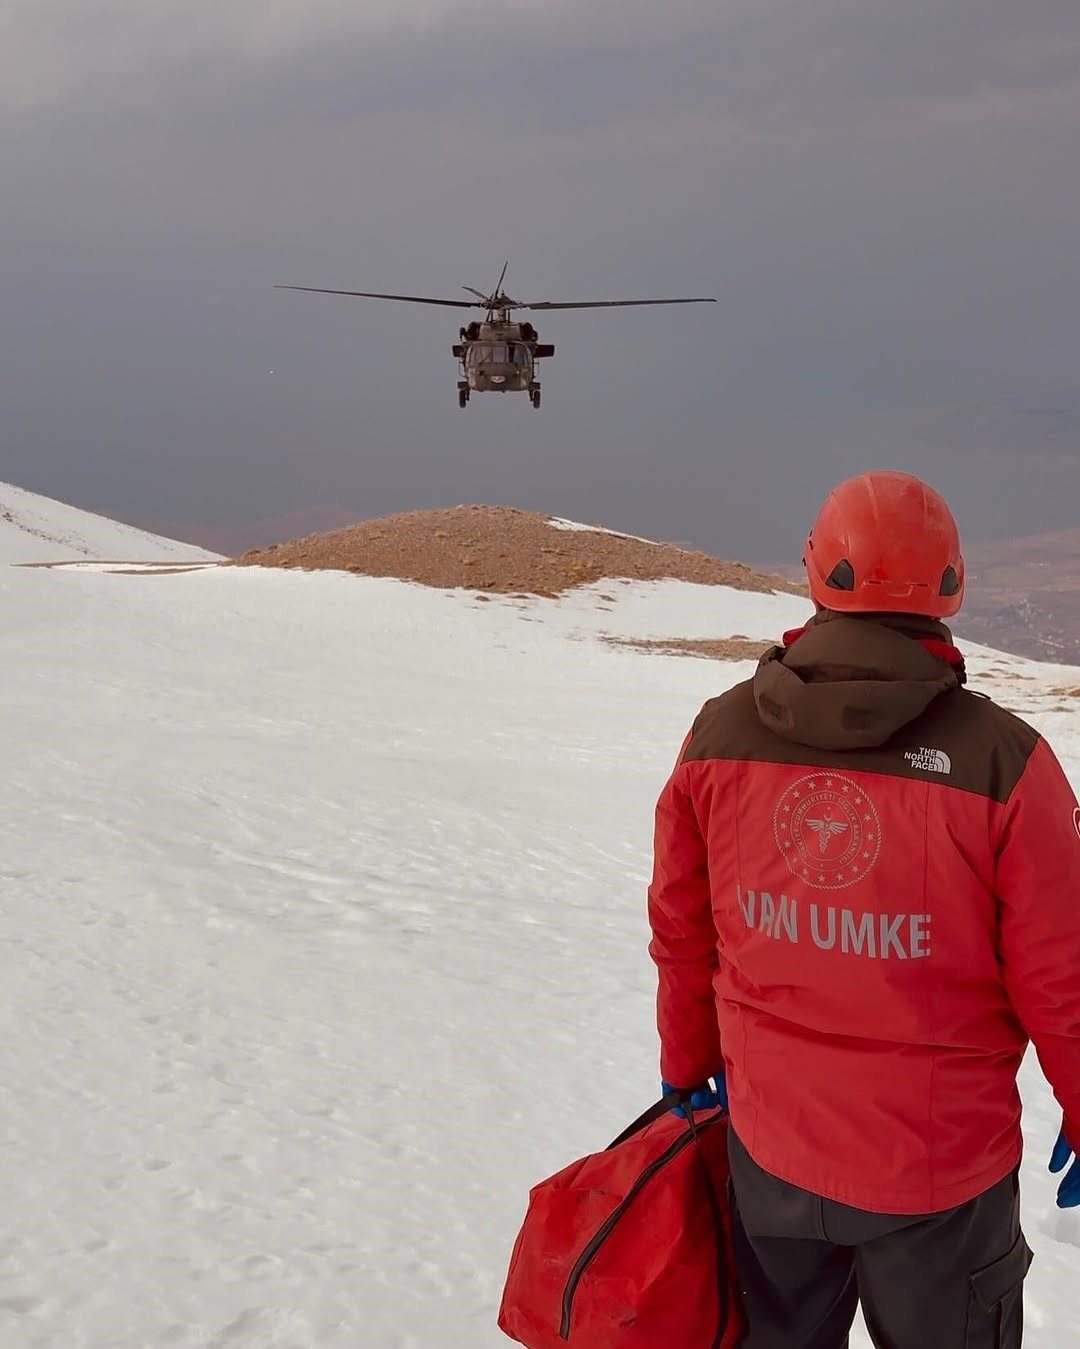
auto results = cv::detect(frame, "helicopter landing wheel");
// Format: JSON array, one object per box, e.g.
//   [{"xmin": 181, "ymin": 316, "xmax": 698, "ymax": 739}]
[
  {"xmin": 530, "ymin": 387, "xmax": 541, "ymax": 410},
  {"xmin": 458, "ymin": 386, "xmax": 470, "ymax": 409}
]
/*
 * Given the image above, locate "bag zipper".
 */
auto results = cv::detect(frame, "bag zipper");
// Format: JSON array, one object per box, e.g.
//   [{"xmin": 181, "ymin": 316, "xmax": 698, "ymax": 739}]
[{"xmin": 558, "ymin": 1113, "xmax": 726, "ymax": 1341}]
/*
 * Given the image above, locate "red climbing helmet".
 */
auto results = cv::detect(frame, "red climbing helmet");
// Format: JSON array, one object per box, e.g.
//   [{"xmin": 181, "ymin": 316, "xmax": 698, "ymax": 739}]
[{"xmin": 804, "ymin": 470, "xmax": 965, "ymax": 618}]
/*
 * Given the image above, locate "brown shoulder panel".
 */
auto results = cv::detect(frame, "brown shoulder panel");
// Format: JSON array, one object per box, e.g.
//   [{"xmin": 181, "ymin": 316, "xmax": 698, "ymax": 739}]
[{"xmin": 682, "ymin": 682, "xmax": 1040, "ymax": 805}]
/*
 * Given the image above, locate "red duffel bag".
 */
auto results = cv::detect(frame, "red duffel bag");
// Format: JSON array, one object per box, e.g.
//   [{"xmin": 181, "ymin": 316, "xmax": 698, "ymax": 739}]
[{"xmin": 498, "ymin": 1092, "xmax": 744, "ymax": 1348}]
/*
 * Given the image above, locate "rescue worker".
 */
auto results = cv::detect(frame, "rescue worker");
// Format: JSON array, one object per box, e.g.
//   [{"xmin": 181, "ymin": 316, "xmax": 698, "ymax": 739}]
[{"xmin": 647, "ymin": 470, "xmax": 1080, "ymax": 1349}]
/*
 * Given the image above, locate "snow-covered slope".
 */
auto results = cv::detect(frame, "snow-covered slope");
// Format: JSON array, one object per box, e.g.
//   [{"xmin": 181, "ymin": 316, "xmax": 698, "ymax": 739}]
[
  {"xmin": 2, "ymin": 540, "xmax": 1079, "ymax": 1347},
  {"xmin": 0, "ymin": 480, "xmax": 220, "ymax": 564}
]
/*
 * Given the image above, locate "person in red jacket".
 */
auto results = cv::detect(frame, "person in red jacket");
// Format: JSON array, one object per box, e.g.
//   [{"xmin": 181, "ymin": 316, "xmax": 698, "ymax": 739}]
[{"xmin": 647, "ymin": 470, "xmax": 1080, "ymax": 1349}]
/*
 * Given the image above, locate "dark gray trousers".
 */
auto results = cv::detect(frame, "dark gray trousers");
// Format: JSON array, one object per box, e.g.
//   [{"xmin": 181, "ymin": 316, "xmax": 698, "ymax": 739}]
[{"xmin": 727, "ymin": 1126, "xmax": 1033, "ymax": 1349}]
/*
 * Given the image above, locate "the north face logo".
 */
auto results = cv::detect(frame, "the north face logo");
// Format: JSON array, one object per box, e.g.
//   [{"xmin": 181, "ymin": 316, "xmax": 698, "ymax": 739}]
[{"xmin": 904, "ymin": 747, "xmax": 952, "ymax": 775}]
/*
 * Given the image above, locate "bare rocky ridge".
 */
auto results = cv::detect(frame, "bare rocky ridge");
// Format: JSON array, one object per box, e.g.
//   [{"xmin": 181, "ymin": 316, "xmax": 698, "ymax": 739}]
[{"xmin": 233, "ymin": 505, "xmax": 803, "ymax": 599}]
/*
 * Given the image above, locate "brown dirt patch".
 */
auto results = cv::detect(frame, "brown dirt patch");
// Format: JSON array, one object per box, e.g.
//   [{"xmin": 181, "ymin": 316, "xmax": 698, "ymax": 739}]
[
  {"xmin": 232, "ymin": 505, "xmax": 802, "ymax": 598},
  {"xmin": 604, "ymin": 636, "xmax": 772, "ymax": 661}
]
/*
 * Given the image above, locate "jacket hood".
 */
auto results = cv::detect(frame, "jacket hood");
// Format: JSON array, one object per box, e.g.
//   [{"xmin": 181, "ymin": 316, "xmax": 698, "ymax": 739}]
[{"xmin": 752, "ymin": 610, "xmax": 964, "ymax": 752}]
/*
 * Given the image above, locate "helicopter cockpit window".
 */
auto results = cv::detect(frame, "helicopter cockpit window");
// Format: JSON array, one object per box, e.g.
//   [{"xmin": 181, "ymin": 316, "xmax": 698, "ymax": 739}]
[{"xmin": 471, "ymin": 341, "xmax": 528, "ymax": 367}]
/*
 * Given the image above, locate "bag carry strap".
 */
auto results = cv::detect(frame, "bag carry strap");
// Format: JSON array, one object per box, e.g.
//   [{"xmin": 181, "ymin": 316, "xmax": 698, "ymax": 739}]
[{"xmin": 606, "ymin": 1090, "xmax": 695, "ymax": 1150}]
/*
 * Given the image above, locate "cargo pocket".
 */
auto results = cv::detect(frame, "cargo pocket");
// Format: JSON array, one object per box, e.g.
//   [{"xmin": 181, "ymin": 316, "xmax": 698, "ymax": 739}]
[{"xmin": 965, "ymin": 1231, "xmax": 1033, "ymax": 1348}]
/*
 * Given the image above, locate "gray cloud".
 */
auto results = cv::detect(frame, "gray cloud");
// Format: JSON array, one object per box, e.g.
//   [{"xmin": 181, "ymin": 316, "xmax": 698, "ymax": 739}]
[
  {"xmin": 0, "ymin": 0, "xmax": 496, "ymax": 110},
  {"xmin": 1, "ymin": 0, "xmax": 1079, "ymax": 564},
  {"xmin": 6, "ymin": 1, "xmax": 1079, "ymax": 121}
]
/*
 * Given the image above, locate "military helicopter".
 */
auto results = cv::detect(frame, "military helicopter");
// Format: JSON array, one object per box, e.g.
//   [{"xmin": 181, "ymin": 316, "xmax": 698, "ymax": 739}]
[{"xmin": 275, "ymin": 263, "xmax": 716, "ymax": 409}]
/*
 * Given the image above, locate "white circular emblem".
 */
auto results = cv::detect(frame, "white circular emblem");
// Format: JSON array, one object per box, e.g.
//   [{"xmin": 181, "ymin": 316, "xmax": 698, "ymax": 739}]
[{"xmin": 774, "ymin": 773, "xmax": 882, "ymax": 890}]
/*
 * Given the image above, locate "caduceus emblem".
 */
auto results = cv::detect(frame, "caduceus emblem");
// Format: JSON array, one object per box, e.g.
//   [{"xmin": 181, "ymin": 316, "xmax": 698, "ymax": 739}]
[
  {"xmin": 775, "ymin": 775, "xmax": 881, "ymax": 891},
  {"xmin": 805, "ymin": 806, "xmax": 850, "ymax": 855}
]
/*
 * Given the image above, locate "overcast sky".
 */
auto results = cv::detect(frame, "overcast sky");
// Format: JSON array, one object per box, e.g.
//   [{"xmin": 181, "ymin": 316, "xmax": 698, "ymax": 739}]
[{"xmin": 2, "ymin": 0, "xmax": 1079, "ymax": 563}]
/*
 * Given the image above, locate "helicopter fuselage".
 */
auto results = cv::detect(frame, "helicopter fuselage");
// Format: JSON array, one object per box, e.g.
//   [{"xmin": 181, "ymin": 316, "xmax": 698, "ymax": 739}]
[
  {"xmin": 451, "ymin": 313, "xmax": 554, "ymax": 407},
  {"xmin": 463, "ymin": 321, "xmax": 532, "ymax": 392}
]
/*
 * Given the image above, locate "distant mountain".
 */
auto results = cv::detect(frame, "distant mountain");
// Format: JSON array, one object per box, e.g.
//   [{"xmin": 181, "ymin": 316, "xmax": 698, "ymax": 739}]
[
  {"xmin": 117, "ymin": 506, "xmax": 366, "ymax": 558},
  {"xmin": 960, "ymin": 529, "xmax": 1080, "ymax": 664},
  {"xmin": 921, "ymin": 389, "xmax": 1080, "ymax": 458}
]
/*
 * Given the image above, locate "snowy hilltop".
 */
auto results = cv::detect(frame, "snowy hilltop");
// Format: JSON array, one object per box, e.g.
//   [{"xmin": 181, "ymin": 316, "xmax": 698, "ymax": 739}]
[
  {"xmin": 0, "ymin": 480, "xmax": 220, "ymax": 565},
  {"xmin": 2, "ymin": 486, "xmax": 1080, "ymax": 1348}
]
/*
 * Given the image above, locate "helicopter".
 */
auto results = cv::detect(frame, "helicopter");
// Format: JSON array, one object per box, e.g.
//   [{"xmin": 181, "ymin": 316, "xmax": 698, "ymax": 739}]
[{"xmin": 275, "ymin": 263, "xmax": 716, "ymax": 408}]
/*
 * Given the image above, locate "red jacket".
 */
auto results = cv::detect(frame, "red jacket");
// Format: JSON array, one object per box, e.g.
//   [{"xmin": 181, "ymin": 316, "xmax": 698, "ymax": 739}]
[{"xmin": 648, "ymin": 611, "xmax": 1080, "ymax": 1214}]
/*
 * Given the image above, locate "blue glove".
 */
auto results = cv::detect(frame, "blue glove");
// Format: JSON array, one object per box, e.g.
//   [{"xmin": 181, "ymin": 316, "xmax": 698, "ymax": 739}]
[
  {"xmin": 1049, "ymin": 1128, "xmax": 1080, "ymax": 1207},
  {"xmin": 662, "ymin": 1071, "xmax": 728, "ymax": 1119}
]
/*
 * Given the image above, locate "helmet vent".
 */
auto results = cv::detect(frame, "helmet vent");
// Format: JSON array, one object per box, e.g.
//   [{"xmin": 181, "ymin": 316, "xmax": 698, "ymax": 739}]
[
  {"xmin": 825, "ymin": 559, "xmax": 856, "ymax": 591},
  {"xmin": 939, "ymin": 566, "xmax": 960, "ymax": 597}
]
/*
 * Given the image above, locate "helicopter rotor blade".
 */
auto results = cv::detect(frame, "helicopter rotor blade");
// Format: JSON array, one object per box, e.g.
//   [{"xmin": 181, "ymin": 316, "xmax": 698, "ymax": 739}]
[
  {"xmin": 275, "ymin": 285, "xmax": 480, "ymax": 309},
  {"xmin": 462, "ymin": 286, "xmax": 491, "ymax": 302},
  {"xmin": 518, "ymin": 297, "xmax": 718, "ymax": 310},
  {"xmin": 494, "ymin": 260, "xmax": 510, "ymax": 296}
]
